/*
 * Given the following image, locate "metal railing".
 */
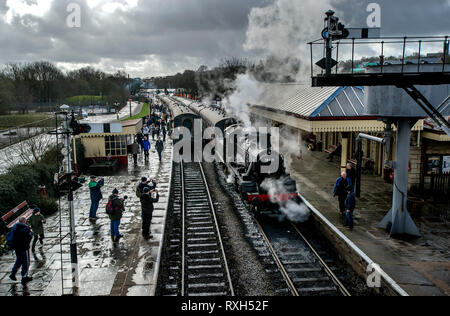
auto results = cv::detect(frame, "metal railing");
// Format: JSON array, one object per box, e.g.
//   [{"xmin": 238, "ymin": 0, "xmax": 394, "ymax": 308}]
[
  {"xmin": 309, "ymin": 35, "xmax": 450, "ymax": 77},
  {"xmin": 0, "ymin": 117, "xmax": 56, "ymax": 150}
]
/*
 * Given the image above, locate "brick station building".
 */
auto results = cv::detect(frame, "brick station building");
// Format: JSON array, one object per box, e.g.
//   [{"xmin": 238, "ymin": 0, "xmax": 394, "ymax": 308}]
[{"xmin": 250, "ymin": 83, "xmax": 450, "ymax": 190}]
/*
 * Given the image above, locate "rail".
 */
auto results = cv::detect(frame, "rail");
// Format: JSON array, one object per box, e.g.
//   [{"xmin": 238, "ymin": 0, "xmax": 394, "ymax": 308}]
[
  {"xmin": 255, "ymin": 217, "xmax": 350, "ymax": 296},
  {"xmin": 180, "ymin": 161, "xmax": 234, "ymax": 296}
]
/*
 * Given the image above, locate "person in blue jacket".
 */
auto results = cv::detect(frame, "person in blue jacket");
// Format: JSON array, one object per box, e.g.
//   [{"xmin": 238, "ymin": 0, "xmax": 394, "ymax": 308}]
[
  {"xmin": 89, "ymin": 176, "xmax": 105, "ymax": 220},
  {"xmin": 333, "ymin": 172, "xmax": 353, "ymax": 215},
  {"xmin": 9, "ymin": 217, "xmax": 34, "ymax": 285},
  {"xmin": 142, "ymin": 136, "xmax": 151, "ymax": 160},
  {"xmin": 344, "ymin": 186, "xmax": 356, "ymax": 230}
]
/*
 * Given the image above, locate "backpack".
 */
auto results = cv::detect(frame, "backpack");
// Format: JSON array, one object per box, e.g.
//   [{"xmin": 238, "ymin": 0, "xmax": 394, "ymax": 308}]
[
  {"xmin": 106, "ymin": 200, "xmax": 116, "ymax": 215},
  {"xmin": 6, "ymin": 228, "xmax": 15, "ymax": 249},
  {"xmin": 136, "ymin": 184, "xmax": 142, "ymax": 198}
]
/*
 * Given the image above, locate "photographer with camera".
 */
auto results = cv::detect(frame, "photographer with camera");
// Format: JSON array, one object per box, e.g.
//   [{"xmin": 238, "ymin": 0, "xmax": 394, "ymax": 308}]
[
  {"xmin": 140, "ymin": 187, "xmax": 159, "ymax": 240},
  {"xmin": 89, "ymin": 176, "xmax": 105, "ymax": 221},
  {"xmin": 106, "ymin": 189, "xmax": 128, "ymax": 243},
  {"xmin": 136, "ymin": 177, "xmax": 158, "ymax": 198}
]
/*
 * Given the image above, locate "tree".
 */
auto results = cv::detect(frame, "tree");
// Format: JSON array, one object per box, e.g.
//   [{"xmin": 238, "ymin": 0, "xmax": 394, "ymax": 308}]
[{"xmin": 0, "ymin": 74, "xmax": 15, "ymax": 114}]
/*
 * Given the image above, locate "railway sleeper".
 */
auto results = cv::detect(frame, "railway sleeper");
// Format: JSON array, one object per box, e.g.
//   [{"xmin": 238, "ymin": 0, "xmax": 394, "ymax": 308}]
[{"xmin": 188, "ymin": 273, "xmax": 224, "ymax": 279}]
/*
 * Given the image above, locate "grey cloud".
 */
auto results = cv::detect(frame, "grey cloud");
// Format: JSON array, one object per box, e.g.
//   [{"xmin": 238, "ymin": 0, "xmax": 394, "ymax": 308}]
[{"xmin": 0, "ymin": 0, "xmax": 448, "ymax": 77}]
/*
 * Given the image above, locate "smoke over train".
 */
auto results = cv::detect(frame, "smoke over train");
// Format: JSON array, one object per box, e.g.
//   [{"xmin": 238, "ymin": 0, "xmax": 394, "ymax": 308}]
[{"xmin": 161, "ymin": 95, "xmax": 305, "ymax": 220}]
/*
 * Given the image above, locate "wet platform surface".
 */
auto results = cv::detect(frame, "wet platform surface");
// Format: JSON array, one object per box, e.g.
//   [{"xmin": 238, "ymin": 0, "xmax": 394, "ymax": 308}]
[
  {"xmin": 291, "ymin": 150, "xmax": 450, "ymax": 296},
  {"xmin": 0, "ymin": 139, "xmax": 172, "ymax": 296}
]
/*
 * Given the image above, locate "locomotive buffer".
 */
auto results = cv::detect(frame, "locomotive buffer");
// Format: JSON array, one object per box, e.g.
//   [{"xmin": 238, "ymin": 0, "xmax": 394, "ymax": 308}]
[{"xmin": 309, "ymin": 11, "xmax": 450, "ymax": 237}]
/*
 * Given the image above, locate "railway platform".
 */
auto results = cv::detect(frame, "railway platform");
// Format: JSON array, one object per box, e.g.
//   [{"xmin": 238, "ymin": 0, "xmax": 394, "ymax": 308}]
[
  {"xmin": 0, "ymin": 140, "xmax": 173, "ymax": 296},
  {"xmin": 290, "ymin": 150, "xmax": 449, "ymax": 296}
]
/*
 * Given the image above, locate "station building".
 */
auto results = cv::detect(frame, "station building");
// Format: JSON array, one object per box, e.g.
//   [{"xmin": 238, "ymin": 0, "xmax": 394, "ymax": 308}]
[
  {"xmin": 249, "ymin": 83, "xmax": 450, "ymax": 191},
  {"xmin": 74, "ymin": 117, "xmax": 142, "ymax": 168}
]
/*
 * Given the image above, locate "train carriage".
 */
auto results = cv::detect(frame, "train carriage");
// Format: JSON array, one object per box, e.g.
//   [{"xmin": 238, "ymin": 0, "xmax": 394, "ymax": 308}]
[{"xmin": 173, "ymin": 96, "xmax": 301, "ymax": 218}]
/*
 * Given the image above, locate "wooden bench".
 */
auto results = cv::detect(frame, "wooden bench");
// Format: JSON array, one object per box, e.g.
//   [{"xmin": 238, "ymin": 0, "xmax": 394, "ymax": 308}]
[
  {"xmin": 324, "ymin": 145, "xmax": 337, "ymax": 154},
  {"xmin": 1, "ymin": 201, "xmax": 34, "ymax": 230}
]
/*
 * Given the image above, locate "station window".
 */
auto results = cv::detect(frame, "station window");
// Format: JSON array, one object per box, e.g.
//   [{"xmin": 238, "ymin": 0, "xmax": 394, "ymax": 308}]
[{"xmin": 105, "ymin": 136, "xmax": 127, "ymax": 156}]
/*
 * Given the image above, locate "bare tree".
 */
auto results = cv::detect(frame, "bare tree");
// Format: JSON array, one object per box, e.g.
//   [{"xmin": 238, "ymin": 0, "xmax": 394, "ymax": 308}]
[{"xmin": 0, "ymin": 134, "xmax": 56, "ymax": 167}]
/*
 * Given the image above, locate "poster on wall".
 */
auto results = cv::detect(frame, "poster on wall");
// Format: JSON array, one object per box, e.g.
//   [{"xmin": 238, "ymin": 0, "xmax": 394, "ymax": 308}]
[
  {"xmin": 427, "ymin": 156, "xmax": 441, "ymax": 175},
  {"xmin": 443, "ymin": 156, "xmax": 450, "ymax": 174}
]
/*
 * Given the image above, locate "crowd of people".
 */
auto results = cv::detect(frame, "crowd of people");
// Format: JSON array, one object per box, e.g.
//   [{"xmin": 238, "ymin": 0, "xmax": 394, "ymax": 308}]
[
  {"xmin": 132, "ymin": 104, "xmax": 172, "ymax": 165},
  {"xmin": 6, "ymin": 102, "xmax": 170, "ymax": 287}
]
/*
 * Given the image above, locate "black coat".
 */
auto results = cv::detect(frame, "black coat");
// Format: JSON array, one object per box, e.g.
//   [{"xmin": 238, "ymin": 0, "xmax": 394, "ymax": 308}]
[
  {"xmin": 156, "ymin": 140, "xmax": 164, "ymax": 153},
  {"xmin": 11, "ymin": 223, "xmax": 33, "ymax": 251},
  {"xmin": 140, "ymin": 193, "xmax": 160, "ymax": 214},
  {"xmin": 346, "ymin": 168, "xmax": 356, "ymax": 185}
]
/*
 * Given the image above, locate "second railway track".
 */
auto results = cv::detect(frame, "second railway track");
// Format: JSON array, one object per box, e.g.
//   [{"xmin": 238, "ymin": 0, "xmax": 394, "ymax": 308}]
[{"xmin": 255, "ymin": 218, "xmax": 351, "ymax": 296}]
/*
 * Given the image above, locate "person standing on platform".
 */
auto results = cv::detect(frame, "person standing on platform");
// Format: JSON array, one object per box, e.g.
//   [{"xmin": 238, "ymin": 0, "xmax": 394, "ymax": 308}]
[
  {"xmin": 8, "ymin": 217, "xmax": 33, "ymax": 285},
  {"xmin": 140, "ymin": 187, "xmax": 160, "ymax": 239},
  {"xmin": 344, "ymin": 186, "xmax": 356, "ymax": 230},
  {"xmin": 346, "ymin": 163, "xmax": 356, "ymax": 187},
  {"xmin": 28, "ymin": 208, "xmax": 46, "ymax": 252},
  {"xmin": 162, "ymin": 123, "xmax": 167, "ymax": 142},
  {"xmin": 333, "ymin": 172, "xmax": 353, "ymax": 216},
  {"xmin": 142, "ymin": 125, "xmax": 150, "ymax": 140},
  {"xmin": 107, "ymin": 189, "xmax": 126, "ymax": 242},
  {"xmin": 156, "ymin": 137, "xmax": 164, "ymax": 162},
  {"xmin": 131, "ymin": 138, "xmax": 140, "ymax": 165},
  {"xmin": 89, "ymin": 176, "xmax": 105, "ymax": 221},
  {"xmin": 142, "ymin": 136, "xmax": 151, "ymax": 161},
  {"xmin": 136, "ymin": 131, "xmax": 144, "ymax": 153},
  {"xmin": 151, "ymin": 124, "xmax": 156, "ymax": 141}
]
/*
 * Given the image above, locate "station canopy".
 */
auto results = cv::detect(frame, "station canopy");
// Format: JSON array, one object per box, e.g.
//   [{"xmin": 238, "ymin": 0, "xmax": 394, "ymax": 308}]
[{"xmin": 250, "ymin": 84, "xmax": 423, "ymax": 133}]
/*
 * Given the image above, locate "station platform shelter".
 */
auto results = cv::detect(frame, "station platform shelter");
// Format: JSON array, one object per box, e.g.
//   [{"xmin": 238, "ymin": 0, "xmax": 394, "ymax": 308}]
[
  {"xmin": 75, "ymin": 118, "xmax": 143, "ymax": 168},
  {"xmin": 250, "ymin": 84, "xmax": 450, "ymax": 192}
]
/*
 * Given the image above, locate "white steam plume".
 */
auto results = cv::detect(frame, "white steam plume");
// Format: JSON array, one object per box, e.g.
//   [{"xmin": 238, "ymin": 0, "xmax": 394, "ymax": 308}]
[
  {"xmin": 223, "ymin": 73, "xmax": 263, "ymax": 129},
  {"xmin": 261, "ymin": 177, "xmax": 310, "ymax": 223},
  {"xmin": 244, "ymin": 0, "xmax": 336, "ymax": 82}
]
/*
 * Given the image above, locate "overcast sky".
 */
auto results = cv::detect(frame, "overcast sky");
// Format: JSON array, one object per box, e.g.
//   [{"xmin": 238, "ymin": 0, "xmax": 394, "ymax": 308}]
[{"xmin": 0, "ymin": 0, "xmax": 449, "ymax": 78}]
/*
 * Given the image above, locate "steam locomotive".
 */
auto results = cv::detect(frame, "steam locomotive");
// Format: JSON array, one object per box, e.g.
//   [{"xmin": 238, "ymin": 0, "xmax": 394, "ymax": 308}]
[{"xmin": 174, "ymin": 96, "xmax": 300, "ymax": 217}]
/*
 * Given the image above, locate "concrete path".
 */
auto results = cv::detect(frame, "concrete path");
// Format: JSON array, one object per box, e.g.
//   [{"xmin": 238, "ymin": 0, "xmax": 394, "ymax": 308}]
[
  {"xmin": 0, "ymin": 139, "xmax": 172, "ymax": 296},
  {"xmin": 290, "ymin": 150, "xmax": 449, "ymax": 296}
]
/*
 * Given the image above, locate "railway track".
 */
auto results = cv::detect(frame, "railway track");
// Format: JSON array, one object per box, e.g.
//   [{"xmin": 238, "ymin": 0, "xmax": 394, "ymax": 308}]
[
  {"xmin": 161, "ymin": 162, "xmax": 234, "ymax": 296},
  {"xmin": 255, "ymin": 218, "xmax": 351, "ymax": 296}
]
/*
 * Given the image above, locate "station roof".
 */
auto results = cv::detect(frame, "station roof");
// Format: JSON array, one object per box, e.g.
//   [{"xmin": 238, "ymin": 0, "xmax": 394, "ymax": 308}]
[
  {"xmin": 253, "ymin": 84, "xmax": 366, "ymax": 119},
  {"xmin": 250, "ymin": 83, "xmax": 424, "ymax": 133}
]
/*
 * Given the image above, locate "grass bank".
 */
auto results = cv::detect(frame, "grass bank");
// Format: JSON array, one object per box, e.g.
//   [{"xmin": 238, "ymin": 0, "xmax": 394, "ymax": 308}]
[
  {"xmin": 0, "ymin": 114, "xmax": 53, "ymax": 129},
  {"xmin": 123, "ymin": 103, "xmax": 149, "ymax": 121}
]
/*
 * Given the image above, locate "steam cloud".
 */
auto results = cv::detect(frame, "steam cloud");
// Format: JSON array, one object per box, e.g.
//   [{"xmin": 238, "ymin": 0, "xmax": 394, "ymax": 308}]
[
  {"xmin": 223, "ymin": 73, "xmax": 263, "ymax": 129},
  {"xmin": 244, "ymin": 0, "xmax": 335, "ymax": 82},
  {"xmin": 261, "ymin": 177, "xmax": 310, "ymax": 223}
]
